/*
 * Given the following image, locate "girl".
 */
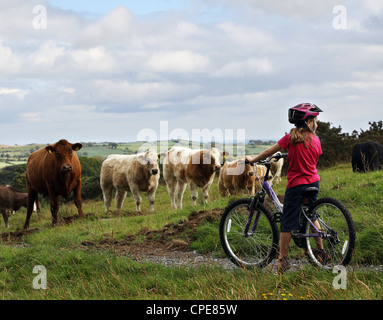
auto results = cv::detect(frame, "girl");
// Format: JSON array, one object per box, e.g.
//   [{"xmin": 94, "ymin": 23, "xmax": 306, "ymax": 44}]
[{"xmin": 246, "ymin": 103, "xmax": 325, "ymax": 273}]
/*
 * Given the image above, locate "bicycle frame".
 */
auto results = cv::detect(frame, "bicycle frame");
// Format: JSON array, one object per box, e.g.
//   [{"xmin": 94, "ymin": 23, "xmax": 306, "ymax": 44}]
[
  {"xmin": 262, "ymin": 180, "xmax": 283, "ymax": 213},
  {"xmin": 245, "ymin": 162, "xmax": 327, "ymax": 240},
  {"xmin": 244, "ymin": 176, "xmax": 281, "ymax": 237}
]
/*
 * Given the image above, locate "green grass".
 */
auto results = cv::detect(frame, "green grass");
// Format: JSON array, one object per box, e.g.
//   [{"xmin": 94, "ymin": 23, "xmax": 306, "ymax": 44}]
[{"xmin": 0, "ymin": 163, "xmax": 382, "ymax": 300}]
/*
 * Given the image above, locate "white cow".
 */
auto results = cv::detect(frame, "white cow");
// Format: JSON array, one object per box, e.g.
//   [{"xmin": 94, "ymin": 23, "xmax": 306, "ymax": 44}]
[
  {"xmin": 270, "ymin": 154, "xmax": 284, "ymax": 184},
  {"xmin": 163, "ymin": 146, "xmax": 226, "ymax": 209},
  {"xmin": 100, "ymin": 150, "xmax": 160, "ymax": 212}
]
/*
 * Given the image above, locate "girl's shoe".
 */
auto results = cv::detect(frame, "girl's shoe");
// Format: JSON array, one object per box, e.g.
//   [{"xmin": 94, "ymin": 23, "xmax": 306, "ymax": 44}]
[{"xmin": 277, "ymin": 256, "xmax": 290, "ymax": 274}]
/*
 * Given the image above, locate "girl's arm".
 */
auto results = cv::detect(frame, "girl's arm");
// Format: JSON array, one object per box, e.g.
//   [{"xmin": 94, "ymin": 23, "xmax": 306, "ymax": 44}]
[{"xmin": 246, "ymin": 143, "xmax": 282, "ymax": 164}]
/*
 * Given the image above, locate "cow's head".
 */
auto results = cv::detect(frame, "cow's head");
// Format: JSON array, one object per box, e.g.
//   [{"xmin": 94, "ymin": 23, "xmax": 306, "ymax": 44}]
[
  {"xmin": 138, "ymin": 150, "xmax": 160, "ymax": 176},
  {"xmin": 227, "ymin": 159, "xmax": 254, "ymax": 176},
  {"xmin": 45, "ymin": 139, "xmax": 83, "ymax": 174},
  {"xmin": 237, "ymin": 159, "xmax": 255, "ymax": 177},
  {"xmin": 198, "ymin": 148, "xmax": 229, "ymax": 172}
]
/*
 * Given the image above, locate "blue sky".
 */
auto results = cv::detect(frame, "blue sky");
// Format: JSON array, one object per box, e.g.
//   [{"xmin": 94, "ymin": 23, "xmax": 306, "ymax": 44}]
[
  {"xmin": 0, "ymin": 0, "xmax": 383, "ymax": 145},
  {"xmin": 49, "ymin": 0, "xmax": 184, "ymax": 16}
]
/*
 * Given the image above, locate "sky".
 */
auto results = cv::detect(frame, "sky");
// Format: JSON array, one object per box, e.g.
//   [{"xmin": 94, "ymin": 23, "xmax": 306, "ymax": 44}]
[{"xmin": 0, "ymin": 0, "xmax": 383, "ymax": 146}]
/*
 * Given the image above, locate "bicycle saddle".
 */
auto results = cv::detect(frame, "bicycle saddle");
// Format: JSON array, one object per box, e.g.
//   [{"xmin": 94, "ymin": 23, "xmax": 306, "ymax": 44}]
[{"xmin": 301, "ymin": 187, "xmax": 319, "ymax": 199}]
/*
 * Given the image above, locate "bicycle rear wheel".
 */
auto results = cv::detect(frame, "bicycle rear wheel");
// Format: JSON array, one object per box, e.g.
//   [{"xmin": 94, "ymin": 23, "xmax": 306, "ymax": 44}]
[
  {"xmin": 219, "ymin": 198, "xmax": 279, "ymax": 268},
  {"xmin": 304, "ymin": 197, "xmax": 356, "ymax": 270}
]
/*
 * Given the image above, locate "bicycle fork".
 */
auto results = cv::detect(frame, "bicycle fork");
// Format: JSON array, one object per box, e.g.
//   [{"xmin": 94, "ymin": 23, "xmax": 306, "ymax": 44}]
[{"xmin": 244, "ymin": 197, "xmax": 261, "ymax": 237}]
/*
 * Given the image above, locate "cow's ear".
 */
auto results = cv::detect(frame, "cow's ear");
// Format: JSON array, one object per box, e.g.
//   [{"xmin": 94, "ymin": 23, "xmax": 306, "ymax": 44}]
[
  {"xmin": 72, "ymin": 143, "xmax": 83, "ymax": 152},
  {"xmin": 45, "ymin": 146, "xmax": 55, "ymax": 154},
  {"xmin": 138, "ymin": 154, "xmax": 147, "ymax": 165}
]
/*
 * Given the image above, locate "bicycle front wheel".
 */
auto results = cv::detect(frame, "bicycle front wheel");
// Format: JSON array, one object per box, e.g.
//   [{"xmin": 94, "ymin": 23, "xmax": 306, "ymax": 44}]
[
  {"xmin": 304, "ymin": 197, "xmax": 356, "ymax": 270},
  {"xmin": 219, "ymin": 198, "xmax": 279, "ymax": 268}
]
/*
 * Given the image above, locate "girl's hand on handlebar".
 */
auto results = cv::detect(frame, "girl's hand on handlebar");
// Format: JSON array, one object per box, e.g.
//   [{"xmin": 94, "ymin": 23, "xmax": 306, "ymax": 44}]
[{"xmin": 245, "ymin": 156, "xmax": 256, "ymax": 165}]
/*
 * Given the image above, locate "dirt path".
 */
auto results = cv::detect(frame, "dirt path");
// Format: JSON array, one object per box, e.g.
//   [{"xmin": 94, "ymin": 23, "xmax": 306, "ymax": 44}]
[
  {"xmin": 79, "ymin": 208, "xmax": 239, "ymax": 269},
  {"xmin": 4, "ymin": 209, "xmax": 380, "ymax": 273}
]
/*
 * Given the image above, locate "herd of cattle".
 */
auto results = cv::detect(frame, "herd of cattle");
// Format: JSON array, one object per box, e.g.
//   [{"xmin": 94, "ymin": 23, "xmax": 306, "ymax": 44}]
[
  {"xmin": 0, "ymin": 139, "xmax": 381, "ymax": 229},
  {"xmin": 0, "ymin": 139, "xmax": 283, "ymax": 229}
]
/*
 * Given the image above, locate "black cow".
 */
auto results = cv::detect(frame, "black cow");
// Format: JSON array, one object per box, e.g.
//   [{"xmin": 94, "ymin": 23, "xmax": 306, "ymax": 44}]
[{"xmin": 352, "ymin": 141, "xmax": 383, "ymax": 172}]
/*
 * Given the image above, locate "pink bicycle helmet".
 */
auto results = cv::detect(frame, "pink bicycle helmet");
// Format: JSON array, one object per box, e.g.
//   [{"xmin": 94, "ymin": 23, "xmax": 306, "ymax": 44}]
[{"xmin": 288, "ymin": 103, "xmax": 323, "ymax": 124}]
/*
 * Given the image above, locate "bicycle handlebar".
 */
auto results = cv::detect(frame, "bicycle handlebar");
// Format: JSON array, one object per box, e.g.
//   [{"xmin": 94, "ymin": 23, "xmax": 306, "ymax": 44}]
[
  {"xmin": 245, "ymin": 152, "xmax": 288, "ymax": 166},
  {"xmin": 264, "ymin": 152, "xmax": 288, "ymax": 163}
]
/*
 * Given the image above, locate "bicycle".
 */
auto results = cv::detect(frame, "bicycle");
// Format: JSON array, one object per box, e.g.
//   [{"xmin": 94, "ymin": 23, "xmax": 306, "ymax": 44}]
[{"xmin": 219, "ymin": 152, "xmax": 356, "ymax": 270}]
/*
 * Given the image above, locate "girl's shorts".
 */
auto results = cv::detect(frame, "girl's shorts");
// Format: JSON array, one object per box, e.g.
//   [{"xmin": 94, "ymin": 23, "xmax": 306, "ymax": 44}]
[{"xmin": 280, "ymin": 181, "xmax": 320, "ymax": 232}]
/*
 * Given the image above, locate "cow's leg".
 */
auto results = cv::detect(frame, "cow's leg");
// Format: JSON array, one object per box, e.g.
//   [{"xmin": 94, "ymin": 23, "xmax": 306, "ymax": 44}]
[
  {"xmin": 165, "ymin": 177, "xmax": 177, "ymax": 209},
  {"xmin": 218, "ymin": 181, "xmax": 227, "ymax": 197},
  {"xmin": 1, "ymin": 210, "xmax": 9, "ymax": 228},
  {"xmin": 228, "ymin": 187, "xmax": 236, "ymax": 196},
  {"xmin": 115, "ymin": 188, "xmax": 127, "ymax": 211},
  {"xmin": 147, "ymin": 187, "xmax": 157, "ymax": 212},
  {"xmin": 176, "ymin": 180, "xmax": 187, "ymax": 210},
  {"xmin": 188, "ymin": 182, "xmax": 199, "ymax": 206},
  {"xmin": 250, "ymin": 182, "xmax": 255, "ymax": 196},
  {"xmin": 102, "ymin": 184, "xmax": 114, "ymax": 213},
  {"xmin": 73, "ymin": 181, "xmax": 83, "ymax": 218},
  {"xmin": 131, "ymin": 186, "xmax": 142, "ymax": 212},
  {"xmin": 49, "ymin": 194, "xmax": 60, "ymax": 226},
  {"xmin": 202, "ymin": 182, "xmax": 213, "ymax": 204},
  {"xmin": 24, "ymin": 187, "xmax": 37, "ymax": 229},
  {"xmin": 35, "ymin": 194, "xmax": 42, "ymax": 218}
]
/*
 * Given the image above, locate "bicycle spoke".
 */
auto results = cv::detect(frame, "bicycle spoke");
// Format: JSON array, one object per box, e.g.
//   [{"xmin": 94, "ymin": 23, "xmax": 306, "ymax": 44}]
[
  {"xmin": 220, "ymin": 199, "xmax": 278, "ymax": 268},
  {"xmin": 305, "ymin": 198, "xmax": 355, "ymax": 269}
]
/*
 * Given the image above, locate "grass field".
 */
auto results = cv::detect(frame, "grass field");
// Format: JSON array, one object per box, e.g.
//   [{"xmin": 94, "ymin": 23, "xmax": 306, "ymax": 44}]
[{"xmin": 0, "ymin": 163, "xmax": 382, "ymax": 301}]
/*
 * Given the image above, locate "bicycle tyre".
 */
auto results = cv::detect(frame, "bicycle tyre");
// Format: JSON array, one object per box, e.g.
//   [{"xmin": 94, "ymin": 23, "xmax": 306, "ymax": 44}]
[
  {"xmin": 219, "ymin": 198, "xmax": 279, "ymax": 268},
  {"xmin": 304, "ymin": 197, "xmax": 356, "ymax": 270}
]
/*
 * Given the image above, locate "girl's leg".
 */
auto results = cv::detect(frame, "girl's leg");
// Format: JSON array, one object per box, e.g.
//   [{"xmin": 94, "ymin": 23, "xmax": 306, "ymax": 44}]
[
  {"xmin": 312, "ymin": 219, "xmax": 324, "ymax": 249},
  {"xmin": 279, "ymin": 231, "xmax": 292, "ymax": 258},
  {"xmin": 278, "ymin": 232, "xmax": 292, "ymax": 273}
]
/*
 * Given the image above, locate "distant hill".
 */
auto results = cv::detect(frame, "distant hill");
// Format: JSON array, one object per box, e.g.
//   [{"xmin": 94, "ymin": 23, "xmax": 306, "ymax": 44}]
[{"xmin": 0, "ymin": 140, "xmax": 272, "ymax": 169}]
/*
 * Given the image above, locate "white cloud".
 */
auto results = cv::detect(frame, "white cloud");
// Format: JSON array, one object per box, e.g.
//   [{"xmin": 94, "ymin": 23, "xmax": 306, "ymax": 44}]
[
  {"xmin": 76, "ymin": 6, "xmax": 135, "ymax": 46},
  {"xmin": 212, "ymin": 58, "xmax": 274, "ymax": 78},
  {"xmin": 0, "ymin": 44, "xmax": 20, "ymax": 74},
  {"xmin": 147, "ymin": 50, "xmax": 210, "ymax": 73},
  {"xmin": 0, "ymin": 0, "xmax": 382, "ymax": 145},
  {"xmin": 0, "ymin": 88, "xmax": 28, "ymax": 99},
  {"xmin": 363, "ymin": 0, "xmax": 383, "ymax": 14},
  {"xmin": 70, "ymin": 47, "xmax": 115, "ymax": 72},
  {"xmin": 28, "ymin": 41, "xmax": 66, "ymax": 68},
  {"xmin": 200, "ymin": 0, "xmax": 342, "ymax": 20}
]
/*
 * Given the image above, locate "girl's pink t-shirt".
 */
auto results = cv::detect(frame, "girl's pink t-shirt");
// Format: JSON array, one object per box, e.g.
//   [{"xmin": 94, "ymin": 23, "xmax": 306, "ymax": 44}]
[{"xmin": 278, "ymin": 133, "xmax": 322, "ymax": 188}]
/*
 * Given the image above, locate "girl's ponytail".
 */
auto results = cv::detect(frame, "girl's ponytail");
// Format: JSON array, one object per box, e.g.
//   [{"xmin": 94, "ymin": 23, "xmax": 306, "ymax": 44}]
[{"xmin": 289, "ymin": 123, "xmax": 314, "ymax": 148}]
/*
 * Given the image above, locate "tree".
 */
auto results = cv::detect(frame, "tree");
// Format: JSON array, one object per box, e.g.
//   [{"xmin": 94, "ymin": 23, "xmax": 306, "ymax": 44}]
[
  {"xmin": 108, "ymin": 143, "xmax": 118, "ymax": 149},
  {"xmin": 78, "ymin": 157, "xmax": 103, "ymax": 199},
  {"xmin": 358, "ymin": 121, "xmax": 383, "ymax": 144},
  {"xmin": 315, "ymin": 121, "xmax": 356, "ymax": 168}
]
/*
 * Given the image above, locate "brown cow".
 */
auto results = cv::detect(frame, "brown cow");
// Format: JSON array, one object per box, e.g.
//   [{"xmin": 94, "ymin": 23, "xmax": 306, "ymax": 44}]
[
  {"xmin": 163, "ymin": 146, "xmax": 227, "ymax": 209},
  {"xmin": 218, "ymin": 159, "xmax": 255, "ymax": 196},
  {"xmin": 0, "ymin": 185, "xmax": 36, "ymax": 228},
  {"xmin": 24, "ymin": 139, "xmax": 83, "ymax": 229}
]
